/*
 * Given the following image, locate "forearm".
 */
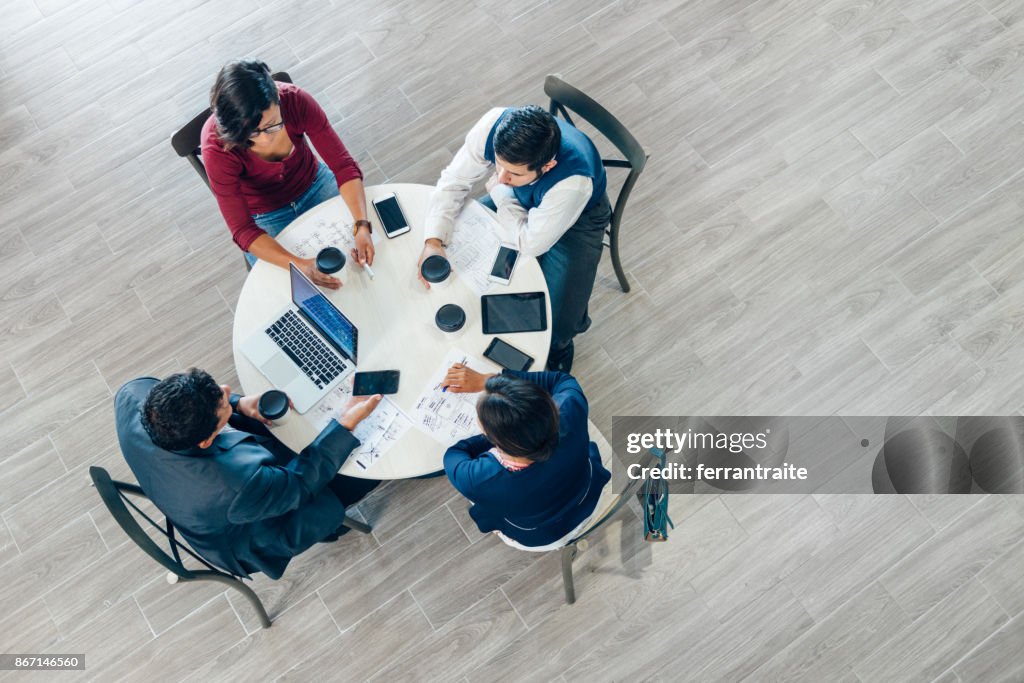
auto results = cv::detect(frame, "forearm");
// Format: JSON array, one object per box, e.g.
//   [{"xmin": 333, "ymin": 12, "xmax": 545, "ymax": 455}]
[
  {"xmin": 424, "ymin": 178, "xmax": 472, "ymax": 244},
  {"xmin": 246, "ymin": 234, "xmax": 301, "ymax": 270},
  {"xmin": 227, "ymin": 393, "xmax": 272, "ymax": 436},
  {"xmin": 503, "ymin": 369, "xmax": 576, "ymax": 395},
  {"xmin": 451, "ymin": 434, "xmax": 494, "ymax": 457},
  {"xmin": 339, "ymin": 178, "xmax": 368, "ymax": 223},
  {"xmin": 492, "ymin": 178, "xmax": 593, "ymax": 257},
  {"xmin": 490, "ymin": 185, "xmax": 529, "ymax": 247},
  {"xmin": 228, "ymin": 424, "xmax": 359, "ymax": 523},
  {"xmin": 444, "ymin": 444, "xmax": 485, "ymax": 496},
  {"xmin": 424, "ymin": 110, "xmax": 501, "ymax": 243},
  {"xmin": 278, "ymin": 422, "xmax": 360, "ymax": 500}
]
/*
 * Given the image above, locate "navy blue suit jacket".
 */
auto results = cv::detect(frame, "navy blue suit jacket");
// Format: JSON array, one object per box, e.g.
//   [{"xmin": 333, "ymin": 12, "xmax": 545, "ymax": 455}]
[
  {"xmin": 443, "ymin": 371, "xmax": 610, "ymax": 547},
  {"xmin": 115, "ymin": 378, "xmax": 358, "ymax": 579}
]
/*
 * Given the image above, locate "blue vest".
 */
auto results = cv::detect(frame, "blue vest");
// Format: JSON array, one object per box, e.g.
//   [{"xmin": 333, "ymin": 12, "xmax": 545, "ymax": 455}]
[{"xmin": 484, "ymin": 109, "xmax": 607, "ymax": 211}]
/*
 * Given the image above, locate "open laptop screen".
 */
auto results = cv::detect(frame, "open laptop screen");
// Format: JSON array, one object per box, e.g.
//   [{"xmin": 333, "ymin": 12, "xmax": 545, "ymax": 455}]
[{"xmin": 289, "ymin": 263, "xmax": 358, "ymax": 363}]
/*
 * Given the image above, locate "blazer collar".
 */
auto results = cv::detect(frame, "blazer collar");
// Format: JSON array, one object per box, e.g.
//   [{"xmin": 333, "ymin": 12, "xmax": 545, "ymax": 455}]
[
  {"xmin": 211, "ymin": 427, "xmax": 252, "ymax": 451},
  {"xmin": 173, "ymin": 428, "xmax": 251, "ymax": 457}
]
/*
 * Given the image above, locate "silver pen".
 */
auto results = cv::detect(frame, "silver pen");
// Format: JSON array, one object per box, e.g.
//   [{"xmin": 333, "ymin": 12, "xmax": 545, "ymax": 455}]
[{"xmin": 362, "ymin": 262, "xmax": 376, "ymax": 279}]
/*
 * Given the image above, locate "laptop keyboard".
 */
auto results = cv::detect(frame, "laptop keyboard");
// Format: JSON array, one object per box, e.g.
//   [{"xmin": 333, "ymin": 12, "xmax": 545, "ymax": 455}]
[{"xmin": 267, "ymin": 311, "xmax": 347, "ymax": 389}]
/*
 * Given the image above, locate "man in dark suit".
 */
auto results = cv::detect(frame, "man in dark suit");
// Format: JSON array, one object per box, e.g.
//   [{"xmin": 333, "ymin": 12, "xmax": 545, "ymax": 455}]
[{"xmin": 115, "ymin": 368, "xmax": 381, "ymax": 580}]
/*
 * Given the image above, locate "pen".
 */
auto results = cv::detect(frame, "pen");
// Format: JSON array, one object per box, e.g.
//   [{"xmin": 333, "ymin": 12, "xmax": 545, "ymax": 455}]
[
  {"xmin": 362, "ymin": 262, "xmax": 375, "ymax": 279},
  {"xmin": 441, "ymin": 385, "xmax": 448, "ymax": 393}
]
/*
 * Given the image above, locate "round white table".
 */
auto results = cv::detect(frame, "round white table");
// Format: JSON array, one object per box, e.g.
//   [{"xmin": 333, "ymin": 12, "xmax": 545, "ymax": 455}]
[{"xmin": 233, "ymin": 183, "xmax": 552, "ymax": 479}]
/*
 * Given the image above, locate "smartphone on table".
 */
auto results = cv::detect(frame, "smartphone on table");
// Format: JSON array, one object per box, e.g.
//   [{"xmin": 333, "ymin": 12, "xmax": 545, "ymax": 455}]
[
  {"xmin": 371, "ymin": 193, "xmax": 411, "ymax": 238},
  {"xmin": 352, "ymin": 370, "xmax": 400, "ymax": 395},
  {"xmin": 488, "ymin": 245, "xmax": 520, "ymax": 285},
  {"xmin": 483, "ymin": 338, "xmax": 534, "ymax": 371}
]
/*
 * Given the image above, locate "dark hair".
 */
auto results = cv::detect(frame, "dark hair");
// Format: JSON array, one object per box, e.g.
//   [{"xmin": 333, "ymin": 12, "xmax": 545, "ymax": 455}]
[
  {"xmin": 210, "ymin": 59, "xmax": 280, "ymax": 150},
  {"xmin": 141, "ymin": 368, "xmax": 224, "ymax": 451},
  {"xmin": 476, "ymin": 374, "xmax": 559, "ymax": 462},
  {"xmin": 493, "ymin": 105, "xmax": 561, "ymax": 172}
]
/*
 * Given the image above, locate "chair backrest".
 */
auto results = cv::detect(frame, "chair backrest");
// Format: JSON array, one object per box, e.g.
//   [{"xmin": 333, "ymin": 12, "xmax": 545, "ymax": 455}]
[
  {"xmin": 170, "ymin": 71, "xmax": 294, "ymax": 189},
  {"xmin": 570, "ymin": 447, "xmax": 661, "ymax": 544},
  {"xmin": 544, "ymin": 74, "xmax": 648, "ymax": 233},
  {"xmin": 89, "ymin": 465, "xmax": 201, "ymax": 580}
]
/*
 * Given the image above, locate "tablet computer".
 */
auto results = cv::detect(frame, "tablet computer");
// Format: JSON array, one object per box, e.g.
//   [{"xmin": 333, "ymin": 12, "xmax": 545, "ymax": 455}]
[{"xmin": 481, "ymin": 292, "xmax": 547, "ymax": 334}]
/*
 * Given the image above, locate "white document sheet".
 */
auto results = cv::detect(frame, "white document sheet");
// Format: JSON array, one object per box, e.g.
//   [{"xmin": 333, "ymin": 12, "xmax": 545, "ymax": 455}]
[
  {"xmin": 447, "ymin": 201, "xmax": 503, "ymax": 296},
  {"xmin": 411, "ymin": 347, "xmax": 491, "ymax": 445},
  {"xmin": 308, "ymin": 377, "xmax": 411, "ymax": 469},
  {"xmin": 285, "ymin": 209, "xmax": 381, "ymax": 259},
  {"xmin": 355, "ymin": 407, "xmax": 413, "ymax": 471}
]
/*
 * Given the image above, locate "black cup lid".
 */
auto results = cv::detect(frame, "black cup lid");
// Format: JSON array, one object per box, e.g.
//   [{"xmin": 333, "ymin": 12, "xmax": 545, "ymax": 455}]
[
  {"xmin": 316, "ymin": 247, "xmax": 346, "ymax": 274},
  {"xmin": 258, "ymin": 389, "xmax": 289, "ymax": 420},
  {"xmin": 435, "ymin": 303, "xmax": 466, "ymax": 332},
  {"xmin": 421, "ymin": 254, "xmax": 451, "ymax": 283}
]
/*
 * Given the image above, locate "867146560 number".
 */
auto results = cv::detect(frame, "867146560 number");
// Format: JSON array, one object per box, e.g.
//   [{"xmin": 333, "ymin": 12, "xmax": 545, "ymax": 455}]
[{"xmin": 0, "ymin": 655, "xmax": 84, "ymax": 670}]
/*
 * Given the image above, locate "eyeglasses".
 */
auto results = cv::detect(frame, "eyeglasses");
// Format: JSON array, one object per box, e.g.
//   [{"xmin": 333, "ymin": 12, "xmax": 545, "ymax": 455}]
[{"xmin": 249, "ymin": 120, "xmax": 285, "ymax": 139}]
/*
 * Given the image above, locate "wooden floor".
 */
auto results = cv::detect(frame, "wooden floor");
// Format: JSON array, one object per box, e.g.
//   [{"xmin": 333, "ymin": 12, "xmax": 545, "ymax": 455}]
[{"xmin": 1, "ymin": 0, "xmax": 1023, "ymax": 680}]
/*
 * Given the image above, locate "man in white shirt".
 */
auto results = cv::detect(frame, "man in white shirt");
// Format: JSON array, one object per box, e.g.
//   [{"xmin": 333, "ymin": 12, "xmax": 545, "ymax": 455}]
[{"xmin": 419, "ymin": 105, "xmax": 611, "ymax": 372}]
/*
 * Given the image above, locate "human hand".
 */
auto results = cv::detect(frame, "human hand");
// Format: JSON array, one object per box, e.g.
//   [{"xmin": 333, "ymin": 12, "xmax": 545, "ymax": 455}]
[
  {"xmin": 442, "ymin": 364, "xmax": 494, "ymax": 393},
  {"xmin": 351, "ymin": 224, "xmax": 375, "ymax": 267},
  {"xmin": 237, "ymin": 394, "xmax": 273, "ymax": 426},
  {"xmin": 339, "ymin": 394, "xmax": 383, "ymax": 431},
  {"xmin": 417, "ymin": 238, "xmax": 447, "ymax": 289},
  {"xmin": 298, "ymin": 257, "xmax": 342, "ymax": 289}
]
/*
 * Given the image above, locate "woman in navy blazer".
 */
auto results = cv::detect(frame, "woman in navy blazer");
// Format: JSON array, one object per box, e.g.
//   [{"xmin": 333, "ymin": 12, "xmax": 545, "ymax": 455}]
[{"xmin": 442, "ymin": 368, "xmax": 610, "ymax": 549}]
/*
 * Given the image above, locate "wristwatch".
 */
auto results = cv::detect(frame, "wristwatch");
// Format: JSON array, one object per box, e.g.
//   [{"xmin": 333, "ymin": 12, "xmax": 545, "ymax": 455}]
[{"xmin": 353, "ymin": 219, "xmax": 372, "ymax": 236}]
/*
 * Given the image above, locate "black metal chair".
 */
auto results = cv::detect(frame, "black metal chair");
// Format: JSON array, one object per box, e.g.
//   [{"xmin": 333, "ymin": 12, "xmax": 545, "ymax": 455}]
[
  {"xmin": 558, "ymin": 447, "xmax": 661, "ymax": 604},
  {"xmin": 170, "ymin": 71, "xmax": 293, "ymax": 271},
  {"xmin": 544, "ymin": 74, "xmax": 649, "ymax": 294},
  {"xmin": 89, "ymin": 464, "xmax": 371, "ymax": 629}
]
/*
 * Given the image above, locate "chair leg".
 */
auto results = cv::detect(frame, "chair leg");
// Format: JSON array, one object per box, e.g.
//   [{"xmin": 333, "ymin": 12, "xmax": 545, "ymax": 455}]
[
  {"xmin": 232, "ymin": 579, "xmax": 272, "ymax": 629},
  {"xmin": 340, "ymin": 515, "xmax": 372, "ymax": 534},
  {"xmin": 560, "ymin": 544, "xmax": 578, "ymax": 604},
  {"xmin": 608, "ymin": 223, "xmax": 630, "ymax": 293},
  {"xmin": 196, "ymin": 573, "xmax": 272, "ymax": 629}
]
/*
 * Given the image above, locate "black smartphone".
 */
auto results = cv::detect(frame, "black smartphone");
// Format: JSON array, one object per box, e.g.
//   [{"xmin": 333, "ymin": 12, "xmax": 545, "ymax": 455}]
[
  {"xmin": 483, "ymin": 338, "xmax": 534, "ymax": 371},
  {"xmin": 371, "ymin": 193, "xmax": 411, "ymax": 238},
  {"xmin": 352, "ymin": 370, "xmax": 400, "ymax": 395}
]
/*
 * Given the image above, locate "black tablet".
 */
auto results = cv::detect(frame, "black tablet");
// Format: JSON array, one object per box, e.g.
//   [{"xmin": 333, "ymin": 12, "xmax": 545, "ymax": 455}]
[{"xmin": 481, "ymin": 292, "xmax": 548, "ymax": 334}]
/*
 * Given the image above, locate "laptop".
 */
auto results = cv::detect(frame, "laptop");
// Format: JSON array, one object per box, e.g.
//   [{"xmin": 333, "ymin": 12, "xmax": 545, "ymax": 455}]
[{"xmin": 240, "ymin": 263, "xmax": 358, "ymax": 413}]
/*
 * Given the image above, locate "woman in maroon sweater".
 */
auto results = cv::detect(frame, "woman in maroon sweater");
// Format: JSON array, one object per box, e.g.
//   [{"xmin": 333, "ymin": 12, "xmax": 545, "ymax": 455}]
[{"xmin": 202, "ymin": 60, "xmax": 372, "ymax": 289}]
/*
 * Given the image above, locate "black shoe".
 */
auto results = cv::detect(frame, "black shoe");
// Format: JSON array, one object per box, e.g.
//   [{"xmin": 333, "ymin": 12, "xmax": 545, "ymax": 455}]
[
  {"xmin": 319, "ymin": 525, "xmax": 353, "ymax": 544},
  {"xmin": 546, "ymin": 340, "xmax": 575, "ymax": 373}
]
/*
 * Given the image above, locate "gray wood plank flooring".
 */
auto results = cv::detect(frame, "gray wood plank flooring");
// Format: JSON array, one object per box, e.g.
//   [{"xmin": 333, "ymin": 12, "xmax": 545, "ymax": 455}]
[{"xmin": 0, "ymin": 0, "xmax": 1022, "ymax": 680}]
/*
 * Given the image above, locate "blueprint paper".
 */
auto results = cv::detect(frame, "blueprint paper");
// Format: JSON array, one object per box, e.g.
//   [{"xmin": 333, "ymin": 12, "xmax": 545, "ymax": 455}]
[
  {"xmin": 308, "ymin": 377, "xmax": 410, "ymax": 468},
  {"xmin": 285, "ymin": 211, "xmax": 381, "ymax": 259},
  {"xmin": 411, "ymin": 348, "xmax": 490, "ymax": 445},
  {"xmin": 353, "ymin": 405, "xmax": 413, "ymax": 470},
  {"xmin": 446, "ymin": 202, "xmax": 503, "ymax": 295}
]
